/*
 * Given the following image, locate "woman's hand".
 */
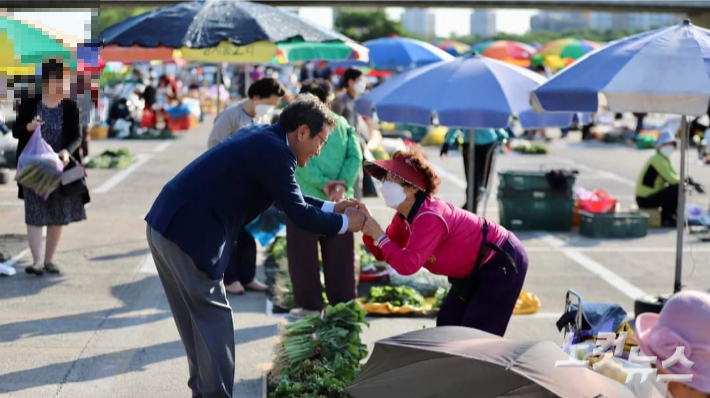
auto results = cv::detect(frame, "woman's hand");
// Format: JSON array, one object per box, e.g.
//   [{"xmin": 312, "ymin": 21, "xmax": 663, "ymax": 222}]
[
  {"xmin": 26, "ymin": 116, "xmax": 42, "ymax": 133},
  {"xmin": 57, "ymin": 149, "xmax": 70, "ymax": 166},
  {"xmin": 328, "ymin": 184, "xmax": 346, "ymax": 202},
  {"xmin": 362, "ymin": 217, "xmax": 385, "ymax": 238}
]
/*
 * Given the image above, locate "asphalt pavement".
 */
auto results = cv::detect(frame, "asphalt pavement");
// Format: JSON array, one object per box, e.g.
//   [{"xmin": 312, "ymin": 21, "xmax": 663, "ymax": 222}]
[{"xmin": 0, "ymin": 119, "xmax": 708, "ymax": 397}]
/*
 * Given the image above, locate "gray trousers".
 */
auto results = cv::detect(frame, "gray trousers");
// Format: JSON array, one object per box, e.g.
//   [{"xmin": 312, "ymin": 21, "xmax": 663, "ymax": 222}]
[{"xmin": 146, "ymin": 226, "xmax": 235, "ymax": 398}]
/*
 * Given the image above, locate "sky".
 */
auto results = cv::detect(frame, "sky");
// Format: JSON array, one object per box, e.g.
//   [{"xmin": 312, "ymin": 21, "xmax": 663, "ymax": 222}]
[{"xmin": 299, "ymin": 7, "xmax": 539, "ymax": 37}]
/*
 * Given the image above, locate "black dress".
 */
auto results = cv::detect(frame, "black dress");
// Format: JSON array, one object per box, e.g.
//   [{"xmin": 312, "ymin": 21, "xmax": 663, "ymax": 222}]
[{"xmin": 23, "ymin": 102, "xmax": 86, "ymax": 226}]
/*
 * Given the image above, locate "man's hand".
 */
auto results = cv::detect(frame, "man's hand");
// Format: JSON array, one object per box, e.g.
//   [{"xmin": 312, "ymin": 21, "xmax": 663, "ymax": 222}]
[
  {"xmin": 334, "ymin": 198, "xmax": 361, "ymax": 214},
  {"xmin": 363, "ymin": 217, "xmax": 385, "ymax": 238},
  {"xmin": 345, "ymin": 207, "xmax": 366, "ymax": 232}
]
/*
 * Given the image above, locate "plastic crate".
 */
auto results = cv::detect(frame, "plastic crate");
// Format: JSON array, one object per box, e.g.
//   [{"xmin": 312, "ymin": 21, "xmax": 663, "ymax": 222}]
[
  {"xmin": 579, "ymin": 211, "xmax": 649, "ymax": 238},
  {"xmin": 498, "ymin": 196, "xmax": 575, "ymax": 231},
  {"xmin": 498, "ymin": 170, "xmax": 576, "ymax": 191},
  {"xmin": 498, "ymin": 188, "xmax": 573, "ymax": 200}
]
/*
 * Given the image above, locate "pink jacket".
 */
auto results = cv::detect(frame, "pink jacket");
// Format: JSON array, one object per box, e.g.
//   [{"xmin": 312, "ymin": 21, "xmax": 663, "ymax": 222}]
[{"xmin": 363, "ymin": 197, "xmax": 510, "ymax": 279}]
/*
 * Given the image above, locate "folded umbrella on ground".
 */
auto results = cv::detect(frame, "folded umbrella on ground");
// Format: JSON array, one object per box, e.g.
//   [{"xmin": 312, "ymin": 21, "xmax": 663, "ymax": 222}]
[{"xmin": 347, "ymin": 326, "xmax": 636, "ymax": 398}]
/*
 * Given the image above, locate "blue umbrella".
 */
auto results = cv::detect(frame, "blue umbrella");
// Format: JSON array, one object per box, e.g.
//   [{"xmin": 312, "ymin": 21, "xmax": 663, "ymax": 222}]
[
  {"xmin": 364, "ymin": 37, "xmax": 455, "ymax": 71},
  {"xmin": 356, "ymin": 54, "xmax": 575, "ymax": 129},
  {"xmin": 531, "ymin": 20, "xmax": 710, "ymax": 300},
  {"xmin": 356, "ymin": 53, "xmax": 576, "ymax": 212},
  {"xmin": 531, "ymin": 20, "xmax": 710, "ymax": 116}
]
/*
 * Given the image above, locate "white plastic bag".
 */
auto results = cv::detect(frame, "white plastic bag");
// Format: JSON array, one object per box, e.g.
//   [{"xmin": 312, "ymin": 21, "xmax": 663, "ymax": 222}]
[{"xmin": 15, "ymin": 124, "xmax": 63, "ymax": 200}]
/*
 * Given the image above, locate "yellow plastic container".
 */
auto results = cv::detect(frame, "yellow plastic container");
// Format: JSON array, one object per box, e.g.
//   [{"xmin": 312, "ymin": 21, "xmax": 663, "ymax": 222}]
[
  {"xmin": 420, "ymin": 126, "xmax": 448, "ymax": 146},
  {"xmin": 89, "ymin": 125, "xmax": 108, "ymax": 140}
]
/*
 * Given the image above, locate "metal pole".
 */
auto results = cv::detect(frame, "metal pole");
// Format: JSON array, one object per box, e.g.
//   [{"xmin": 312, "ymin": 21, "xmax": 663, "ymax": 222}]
[
  {"xmin": 467, "ymin": 129, "xmax": 476, "ymax": 212},
  {"xmin": 216, "ymin": 64, "xmax": 222, "ymax": 114},
  {"xmin": 674, "ymin": 116, "xmax": 688, "ymax": 294}
]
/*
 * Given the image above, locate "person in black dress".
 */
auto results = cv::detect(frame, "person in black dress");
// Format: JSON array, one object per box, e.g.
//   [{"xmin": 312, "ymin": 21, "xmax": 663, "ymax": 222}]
[{"xmin": 12, "ymin": 59, "xmax": 89, "ymax": 275}]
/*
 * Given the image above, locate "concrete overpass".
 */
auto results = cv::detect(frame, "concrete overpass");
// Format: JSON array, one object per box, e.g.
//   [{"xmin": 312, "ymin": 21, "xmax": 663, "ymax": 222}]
[{"xmin": 5, "ymin": 0, "xmax": 710, "ymax": 26}]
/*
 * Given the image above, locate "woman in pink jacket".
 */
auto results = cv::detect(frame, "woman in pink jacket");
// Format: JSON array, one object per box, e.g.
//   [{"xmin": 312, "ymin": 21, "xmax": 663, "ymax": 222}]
[{"xmin": 361, "ymin": 148, "xmax": 528, "ymax": 336}]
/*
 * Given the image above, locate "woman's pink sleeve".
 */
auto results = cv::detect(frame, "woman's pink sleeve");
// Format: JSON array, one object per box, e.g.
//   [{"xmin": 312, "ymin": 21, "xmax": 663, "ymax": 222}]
[{"xmin": 379, "ymin": 214, "xmax": 448, "ymax": 276}]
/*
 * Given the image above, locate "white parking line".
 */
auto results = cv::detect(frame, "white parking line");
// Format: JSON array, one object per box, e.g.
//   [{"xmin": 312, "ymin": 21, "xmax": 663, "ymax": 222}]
[
  {"xmin": 541, "ymin": 234, "xmax": 647, "ymax": 300},
  {"xmin": 153, "ymin": 142, "xmax": 173, "ymax": 153},
  {"xmin": 550, "ymin": 157, "xmax": 636, "ymax": 187},
  {"xmin": 94, "ymin": 154, "xmax": 154, "ymax": 194},
  {"xmin": 433, "ymin": 166, "xmax": 467, "ymax": 189},
  {"xmin": 525, "ymin": 246, "xmax": 710, "ymax": 253},
  {"xmin": 138, "ymin": 254, "xmax": 157, "ymax": 274}
]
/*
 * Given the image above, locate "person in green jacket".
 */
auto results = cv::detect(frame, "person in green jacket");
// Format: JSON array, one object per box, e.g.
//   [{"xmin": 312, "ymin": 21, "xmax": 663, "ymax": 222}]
[
  {"xmin": 440, "ymin": 128, "xmax": 508, "ymax": 213},
  {"xmin": 636, "ymin": 131, "xmax": 680, "ymax": 227},
  {"xmin": 287, "ymin": 79, "xmax": 364, "ymax": 319}
]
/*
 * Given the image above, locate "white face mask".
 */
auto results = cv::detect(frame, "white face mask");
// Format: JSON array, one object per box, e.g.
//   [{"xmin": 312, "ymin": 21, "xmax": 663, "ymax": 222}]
[
  {"xmin": 354, "ymin": 80, "xmax": 367, "ymax": 95},
  {"xmin": 660, "ymin": 145, "xmax": 674, "ymax": 158},
  {"xmin": 255, "ymin": 104, "xmax": 275, "ymax": 117},
  {"xmin": 381, "ymin": 181, "xmax": 407, "ymax": 209}
]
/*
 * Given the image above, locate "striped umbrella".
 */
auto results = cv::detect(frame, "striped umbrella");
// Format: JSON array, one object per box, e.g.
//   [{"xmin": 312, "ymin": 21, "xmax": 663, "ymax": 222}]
[
  {"xmin": 469, "ymin": 40, "xmax": 537, "ymax": 67},
  {"xmin": 536, "ymin": 38, "xmax": 601, "ymax": 71},
  {"xmin": 532, "ymin": 20, "xmax": 710, "ymax": 298},
  {"xmin": 433, "ymin": 40, "xmax": 471, "ymax": 56},
  {"xmin": 0, "ymin": 15, "xmax": 74, "ymax": 75}
]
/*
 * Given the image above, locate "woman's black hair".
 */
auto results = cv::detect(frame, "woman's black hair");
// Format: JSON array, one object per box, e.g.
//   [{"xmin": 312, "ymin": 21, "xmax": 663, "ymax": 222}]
[
  {"xmin": 41, "ymin": 59, "xmax": 64, "ymax": 83},
  {"xmin": 341, "ymin": 68, "xmax": 363, "ymax": 89}
]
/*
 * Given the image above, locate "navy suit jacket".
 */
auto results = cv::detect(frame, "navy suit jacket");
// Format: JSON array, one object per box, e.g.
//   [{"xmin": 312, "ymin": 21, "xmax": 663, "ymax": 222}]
[{"xmin": 145, "ymin": 123, "xmax": 343, "ymax": 279}]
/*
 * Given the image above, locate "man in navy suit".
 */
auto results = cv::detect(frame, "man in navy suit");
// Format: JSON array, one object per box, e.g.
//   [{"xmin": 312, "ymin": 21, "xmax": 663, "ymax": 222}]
[{"xmin": 145, "ymin": 94, "xmax": 366, "ymax": 398}]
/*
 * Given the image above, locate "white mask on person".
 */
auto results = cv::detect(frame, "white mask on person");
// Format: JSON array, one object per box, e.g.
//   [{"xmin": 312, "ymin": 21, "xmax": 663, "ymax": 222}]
[
  {"xmin": 381, "ymin": 181, "xmax": 407, "ymax": 209},
  {"xmin": 255, "ymin": 104, "xmax": 275, "ymax": 117},
  {"xmin": 659, "ymin": 145, "xmax": 674, "ymax": 158},
  {"xmin": 354, "ymin": 80, "xmax": 367, "ymax": 95}
]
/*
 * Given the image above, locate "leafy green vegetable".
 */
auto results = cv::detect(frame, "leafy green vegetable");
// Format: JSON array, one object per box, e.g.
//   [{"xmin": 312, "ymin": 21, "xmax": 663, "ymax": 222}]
[
  {"xmin": 432, "ymin": 287, "xmax": 450, "ymax": 311},
  {"xmin": 85, "ymin": 149, "xmax": 135, "ymax": 170},
  {"xmin": 267, "ymin": 236, "xmax": 287, "ymax": 260},
  {"xmin": 364, "ymin": 286, "xmax": 426, "ymax": 308},
  {"xmin": 359, "ymin": 245, "xmax": 377, "ymax": 268},
  {"xmin": 514, "ymin": 143, "xmax": 548, "ymax": 155},
  {"xmin": 271, "ymin": 301, "xmax": 369, "ymax": 396}
]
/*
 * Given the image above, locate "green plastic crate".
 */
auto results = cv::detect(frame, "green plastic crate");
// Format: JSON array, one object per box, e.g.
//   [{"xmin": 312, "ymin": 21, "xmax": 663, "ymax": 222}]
[
  {"xmin": 579, "ymin": 211, "xmax": 649, "ymax": 238},
  {"xmin": 498, "ymin": 170, "xmax": 576, "ymax": 191},
  {"xmin": 498, "ymin": 195, "xmax": 575, "ymax": 231}
]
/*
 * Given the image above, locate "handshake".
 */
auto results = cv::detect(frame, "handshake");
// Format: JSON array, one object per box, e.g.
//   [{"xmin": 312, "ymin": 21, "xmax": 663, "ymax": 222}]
[{"xmin": 333, "ymin": 198, "xmax": 382, "ymax": 236}]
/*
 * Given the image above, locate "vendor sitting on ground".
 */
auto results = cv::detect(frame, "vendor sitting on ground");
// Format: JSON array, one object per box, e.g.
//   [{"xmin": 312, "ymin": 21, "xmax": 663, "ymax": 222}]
[
  {"xmin": 636, "ymin": 131, "xmax": 680, "ymax": 227},
  {"xmin": 360, "ymin": 147, "xmax": 528, "ymax": 337}
]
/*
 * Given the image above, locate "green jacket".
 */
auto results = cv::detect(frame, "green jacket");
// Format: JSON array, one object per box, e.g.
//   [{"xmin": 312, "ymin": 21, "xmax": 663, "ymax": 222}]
[
  {"xmin": 295, "ymin": 113, "xmax": 363, "ymax": 200},
  {"xmin": 636, "ymin": 152, "xmax": 680, "ymax": 198}
]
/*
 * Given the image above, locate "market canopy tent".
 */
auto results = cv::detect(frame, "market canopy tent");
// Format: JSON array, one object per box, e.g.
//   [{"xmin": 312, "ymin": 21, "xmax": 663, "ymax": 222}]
[
  {"xmin": 0, "ymin": 15, "xmax": 74, "ymax": 75},
  {"xmin": 532, "ymin": 20, "xmax": 710, "ymax": 306},
  {"xmin": 348, "ymin": 327, "xmax": 636, "ymax": 398}
]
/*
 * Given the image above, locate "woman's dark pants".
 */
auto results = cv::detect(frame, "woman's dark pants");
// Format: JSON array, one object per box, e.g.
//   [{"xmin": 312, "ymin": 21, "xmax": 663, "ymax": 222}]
[{"xmin": 437, "ymin": 234, "xmax": 528, "ymax": 337}]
